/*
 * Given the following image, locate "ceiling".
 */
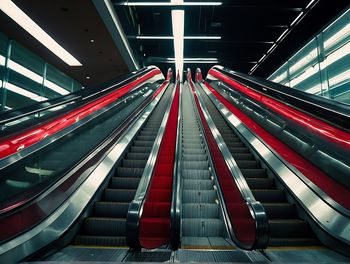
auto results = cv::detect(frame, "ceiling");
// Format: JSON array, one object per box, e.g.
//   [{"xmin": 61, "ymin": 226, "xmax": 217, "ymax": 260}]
[{"xmin": 0, "ymin": 0, "xmax": 348, "ymax": 87}]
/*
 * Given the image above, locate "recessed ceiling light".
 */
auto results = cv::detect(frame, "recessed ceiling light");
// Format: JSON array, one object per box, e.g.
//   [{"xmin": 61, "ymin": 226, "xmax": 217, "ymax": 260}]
[
  {"xmin": 86, "ymin": 76, "xmax": 91, "ymax": 79},
  {"xmin": 0, "ymin": 0, "xmax": 82, "ymax": 66},
  {"xmin": 90, "ymin": 39, "xmax": 95, "ymax": 43}
]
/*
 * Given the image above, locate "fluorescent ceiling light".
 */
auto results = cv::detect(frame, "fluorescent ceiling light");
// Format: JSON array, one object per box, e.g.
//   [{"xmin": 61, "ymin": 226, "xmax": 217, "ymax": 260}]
[
  {"xmin": 124, "ymin": 2, "xmax": 222, "ymax": 6},
  {"xmin": 136, "ymin": 36, "xmax": 221, "ymax": 40},
  {"xmin": 266, "ymin": 43, "xmax": 277, "ymax": 54},
  {"xmin": 290, "ymin": 66, "xmax": 318, "ymax": 87},
  {"xmin": 289, "ymin": 48, "xmax": 318, "ymax": 74},
  {"xmin": 0, "ymin": 0, "xmax": 82, "ymax": 66},
  {"xmin": 305, "ymin": 0, "xmax": 317, "ymax": 9},
  {"xmin": 329, "ymin": 69, "xmax": 350, "ymax": 87},
  {"xmin": 0, "ymin": 55, "xmax": 5, "ymax": 66},
  {"xmin": 5, "ymin": 82, "xmax": 48, "ymax": 102},
  {"xmin": 7, "ymin": 59, "xmax": 69, "ymax": 95},
  {"xmin": 305, "ymin": 84, "xmax": 322, "ymax": 94},
  {"xmin": 184, "ymin": 36, "xmax": 221, "ymax": 39},
  {"xmin": 171, "ymin": 0, "xmax": 184, "ymax": 80},
  {"xmin": 276, "ymin": 29, "xmax": 289, "ymax": 43},
  {"xmin": 290, "ymin": 12, "xmax": 304, "ymax": 27},
  {"xmin": 324, "ymin": 23, "xmax": 350, "ymax": 50}
]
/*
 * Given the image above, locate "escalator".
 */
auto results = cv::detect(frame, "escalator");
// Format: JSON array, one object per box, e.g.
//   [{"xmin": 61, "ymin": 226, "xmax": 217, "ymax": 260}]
[
  {"xmin": 196, "ymin": 83, "xmax": 317, "ymax": 246},
  {"xmin": 72, "ymin": 83, "xmax": 175, "ymax": 247},
  {"xmin": 180, "ymin": 82, "xmax": 233, "ymax": 249}
]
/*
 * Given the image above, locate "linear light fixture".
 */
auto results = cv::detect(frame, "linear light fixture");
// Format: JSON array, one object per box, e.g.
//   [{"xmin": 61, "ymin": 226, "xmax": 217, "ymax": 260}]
[
  {"xmin": 0, "ymin": 0, "xmax": 82, "ymax": 66},
  {"xmin": 171, "ymin": 0, "xmax": 184, "ymax": 80},
  {"xmin": 0, "ymin": 55, "xmax": 5, "ymax": 66},
  {"xmin": 123, "ymin": 2, "xmax": 222, "ymax": 6},
  {"xmin": 324, "ymin": 22, "xmax": 350, "ymax": 49},
  {"xmin": 136, "ymin": 36, "xmax": 221, "ymax": 40},
  {"xmin": 5, "ymin": 82, "xmax": 48, "ymax": 102}
]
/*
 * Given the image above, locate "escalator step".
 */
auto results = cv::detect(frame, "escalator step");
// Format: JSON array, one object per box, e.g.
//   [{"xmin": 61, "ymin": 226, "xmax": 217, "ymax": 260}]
[
  {"xmin": 183, "ymin": 161, "xmax": 208, "ymax": 170},
  {"xmin": 133, "ymin": 140, "xmax": 154, "ymax": 147},
  {"xmin": 228, "ymin": 147, "xmax": 250, "ymax": 153},
  {"xmin": 226, "ymin": 142, "xmax": 245, "ymax": 148},
  {"xmin": 183, "ymin": 148, "xmax": 206, "ymax": 155},
  {"xmin": 183, "ymin": 154, "xmax": 207, "ymax": 161},
  {"xmin": 75, "ymin": 235, "xmax": 126, "ymax": 246},
  {"xmin": 83, "ymin": 217, "xmax": 126, "ymax": 236},
  {"xmin": 137, "ymin": 135, "xmax": 156, "ymax": 141},
  {"xmin": 246, "ymin": 178, "xmax": 275, "ymax": 189},
  {"xmin": 251, "ymin": 189, "xmax": 285, "ymax": 202},
  {"xmin": 182, "ymin": 218, "xmax": 224, "ymax": 237},
  {"xmin": 269, "ymin": 219, "xmax": 312, "ymax": 238},
  {"xmin": 111, "ymin": 177, "xmax": 141, "ymax": 189},
  {"xmin": 231, "ymin": 153, "xmax": 255, "ymax": 160},
  {"xmin": 130, "ymin": 146, "xmax": 152, "ymax": 153},
  {"xmin": 240, "ymin": 168, "xmax": 267, "ymax": 178},
  {"xmin": 122, "ymin": 159, "xmax": 147, "ymax": 168},
  {"xmin": 117, "ymin": 167, "xmax": 144, "ymax": 177},
  {"xmin": 94, "ymin": 202, "xmax": 129, "ymax": 217},
  {"xmin": 182, "ymin": 169, "xmax": 211, "ymax": 179},
  {"xmin": 104, "ymin": 189, "xmax": 136, "ymax": 202},
  {"xmin": 182, "ymin": 190, "xmax": 217, "ymax": 203},
  {"xmin": 269, "ymin": 237, "xmax": 320, "ymax": 246},
  {"xmin": 183, "ymin": 143, "xmax": 204, "ymax": 149},
  {"xmin": 183, "ymin": 179, "xmax": 213, "ymax": 190},
  {"xmin": 236, "ymin": 160, "xmax": 260, "ymax": 169},
  {"xmin": 263, "ymin": 203, "xmax": 296, "ymax": 219},
  {"xmin": 182, "ymin": 203, "xmax": 220, "ymax": 218},
  {"xmin": 126, "ymin": 152, "xmax": 150, "ymax": 160}
]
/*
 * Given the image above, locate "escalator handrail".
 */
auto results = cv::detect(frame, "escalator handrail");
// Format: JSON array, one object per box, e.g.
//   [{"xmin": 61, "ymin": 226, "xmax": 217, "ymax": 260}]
[
  {"xmin": 210, "ymin": 65, "xmax": 350, "ymax": 131},
  {"xmin": 199, "ymin": 79, "xmax": 350, "ymax": 250},
  {"xmin": 0, "ymin": 67, "xmax": 152, "ymax": 125},
  {"xmin": 126, "ymin": 81, "xmax": 176, "ymax": 250},
  {"xmin": 192, "ymin": 77, "xmax": 269, "ymax": 249},
  {"xmin": 0, "ymin": 78, "xmax": 163, "ymax": 217},
  {"xmin": 170, "ymin": 82, "xmax": 182, "ymax": 250},
  {"xmin": 0, "ymin": 79, "xmax": 170, "ymax": 262},
  {"xmin": 0, "ymin": 68, "xmax": 163, "ymax": 163}
]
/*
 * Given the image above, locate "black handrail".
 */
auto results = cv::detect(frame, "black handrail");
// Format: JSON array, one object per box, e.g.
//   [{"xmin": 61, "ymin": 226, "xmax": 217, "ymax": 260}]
[
  {"xmin": 0, "ymin": 67, "xmax": 153, "ymax": 127},
  {"xmin": 210, "ymin": 66, "xmax": 350, "ymax": 131}
]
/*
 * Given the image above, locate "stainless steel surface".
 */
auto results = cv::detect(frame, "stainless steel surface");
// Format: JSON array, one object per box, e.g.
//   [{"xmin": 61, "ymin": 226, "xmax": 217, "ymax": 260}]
[
  {"xmin": 198, "ymin": 81, "xmax": 350, "ymax": 247},
  {"xmin": 170, "ymin": 82, "xmax": 182, "ymax": 249},
  {"xmin": 0, "ymin": 81, "xmax": 170, "ymax": 263},
  {"xmin": 194, "ymin": 80, "xmax": 269, "ymax": 249},
  {"xmin": 126, "ymin": 82, "xmax": 177, "ymax": 249}
]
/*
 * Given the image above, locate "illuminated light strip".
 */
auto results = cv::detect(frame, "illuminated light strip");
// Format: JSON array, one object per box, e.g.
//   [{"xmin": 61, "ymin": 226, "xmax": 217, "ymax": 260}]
[
  {"xmin": 324, "ymin": 22, "xmax": 350, "ymax": 50},
  {"xmin": 0, "ymin": 55, "xmax": 5, "ymax": 66},
  {"xmin": 305, "ymin": 0, "xmax": 317, "ymax": 9},
  {"xmin": 136, "ymin": 36, "xmax": 221, "ymax": 40},
  {"xmin": 289, "ymin": 48, "xmax": 318, "ymax": 74},
  {"xmin": 0, "ymin": 0, "xmax": 82, "ymax": 66},
  {"xmin": 5, "ymin": 82, "xmax": 48, "ymax": 102},
  {"xmin": 171, "ymin": 0, "xmax": 184, "ymax": 80},
  {"xmin": 290, "ymin": 12, "xmax": 304, "ymax": 27},
  {"xmin": 123, "ymin": 1, "xmax": 222, "ymax": 6},
  {"xmin": 7, "ymin": 59, "xmax": 70, "ymax": 95}
]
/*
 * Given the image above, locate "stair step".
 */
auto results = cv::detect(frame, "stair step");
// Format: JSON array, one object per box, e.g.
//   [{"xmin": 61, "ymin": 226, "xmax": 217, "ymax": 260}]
[
  {"xmin": 246, "ymin": 178, "xmax": 274, "ymax": 189},
  {"xmin": 182, "ymin": 203, "xmax": 220, "ymax": 218},
  {"xmin": 75, "ymin": 235, "xmax": 126, "ymax": 246},
  {"xmin": 182, "ymin": 190, "xmax": 217, "ymax": 203},
  {"xmin": 94, "ymin": 202, "xmax": 129, "ymax": 218},
  {"xmin": 117, "ymin": 167, "xmax": 144, "ymax": 177},
  {"xmin": 111, "ymin": 177, "xmax": 140, "ymax": 189},
  {"xmin": 104, "ymin": 189, "xmax": 136, "ymax": 202},
  {"xmin": 83, "ymin": 217, "xmax": 126, "ymax": 236},
  {"xmin": 269, "ymin": 219, "xmax": 312, "ymax": 238},
  {"xmin": 263, "ymin": 203, "xmax": 296, "ymax": 219},
  {"xmin": 182, "ymin": 218, "xmax": 224, "ymax": 237},
  {"xmin": 252, "ymin": 189, "xmax": 285, "ymax": 202},
  {"xmin": 183, "ymin": 179, "xmax": 213, "ymax": 190}
]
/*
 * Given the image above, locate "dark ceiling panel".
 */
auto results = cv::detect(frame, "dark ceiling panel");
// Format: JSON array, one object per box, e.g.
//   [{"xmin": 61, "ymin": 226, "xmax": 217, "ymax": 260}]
[{"xmin": 0, "ymin": 0, "xmax": 129, "ymax": 87}]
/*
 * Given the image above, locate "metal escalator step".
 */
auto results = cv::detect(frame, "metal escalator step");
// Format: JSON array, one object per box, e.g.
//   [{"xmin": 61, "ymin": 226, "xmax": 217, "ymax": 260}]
[
  {"xmin": 246, "ymin": 178, "xmax": 275, "ymax": 189},
  {"xmin": 182, "ymin": 169, "xmax": 211, "ymax": 179},
  {"xmin": 140, "ymin": 131, "xmax": 157, "ymax": 136},
  {"xmin": 104, "ymin": 189, "xmax": 136, "ymax": 202},
  {"xmin": 240, "ymin": 168, "xmax": 267, "ymax": 178},
  {"xmin": 122, "ymin": 159, "xmax": 147, "ymax": 168},
  {"xmin": 75, "ymin": 235, "xmax": 126, "ymax": 246},
  {"xmin": 231, "ymin": 153, "xmax": 255, "ymax": 160},
  {"xmin": 262, "ymin": 203, "xmax": 296, "ymax": 219},
  {"xmin": 130, "ymin": 146, "xmax": 152, "ymax": 153},
  {"xmin": 252, "ymin": 189, "xmax": 285, "ymax": 202},
  {"xmin": 133, "ymin": 140, "xmax": 154, "ymax": 147},
  {"xmin": 236, "ymin": 160, "xmax": 260, "ymax": 169},
  {"xmin": 228, "ymin": 147, "xmax": 250, "ymax": 153},
  {"xmin": 226, "ymin": 142, "xmax": 245, "ymax": 148},
  {"xmin": 126, "ymin": 152, "xmax": 150, "ymax": 160},
  {"xmin": 94, "ymin": 202, "xmax": 129, "ymax": 217},
  {"xmin": 182, "ymin": 139, "xmax": 203, "ymax": 144},
  {"xmin": 182, "ymin": 218, "xmax": 224, "ymax": 237},
  {"xmin": 183, "ymin": 161, "xmax": 208, "ymax": 170},
  {"xmin": 83, "ymin": 217, "xmax": 126, "ymax": 236},
  {"xmin": 117, "ymin": 167, "xmax": 144, "ymax": 177},
  {"xmin": 183, "ymin": 179, "xmax": 213, "ymax": 190},
  {"xmin": 182, "ymin": 190, "xmax": 216, "ymax": 203},
  {"xmin": 137, "ymin": 135, "xmax": 156, "ymax": 141},
  {"xmin": 111, "ymin": 177, "xmax": 140, "ymax": 189},
  {"xmin": 183, "ymin": 148, "xmax": 206, "ymax": 155},
  {"xmin": 222, "ymin": 136, "xmax": 240, "ymax": 142},
  {"xmin": 183, "ymin": 154, "xmax": 207, "ymax": 161},
  {"xmin": 269, "ymin": 219, "xmax": 312, "ymax": 238},
  {"xmin": 182, "ymin": 203, "xmax": 220, "ymax": 218},
  {"xmin": 183, "ymin": 143, "xmax": 204, "ymax": 149}
]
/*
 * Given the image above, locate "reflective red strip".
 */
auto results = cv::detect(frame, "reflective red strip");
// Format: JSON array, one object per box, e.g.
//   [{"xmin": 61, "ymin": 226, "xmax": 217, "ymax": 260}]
[
  {"xmin": 208, "ymin": 69, "xmax": 350, "ymax": 149},
  {"xmin": 0, "ymin": 69, "xmax": 163, "ymax": 159}
]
